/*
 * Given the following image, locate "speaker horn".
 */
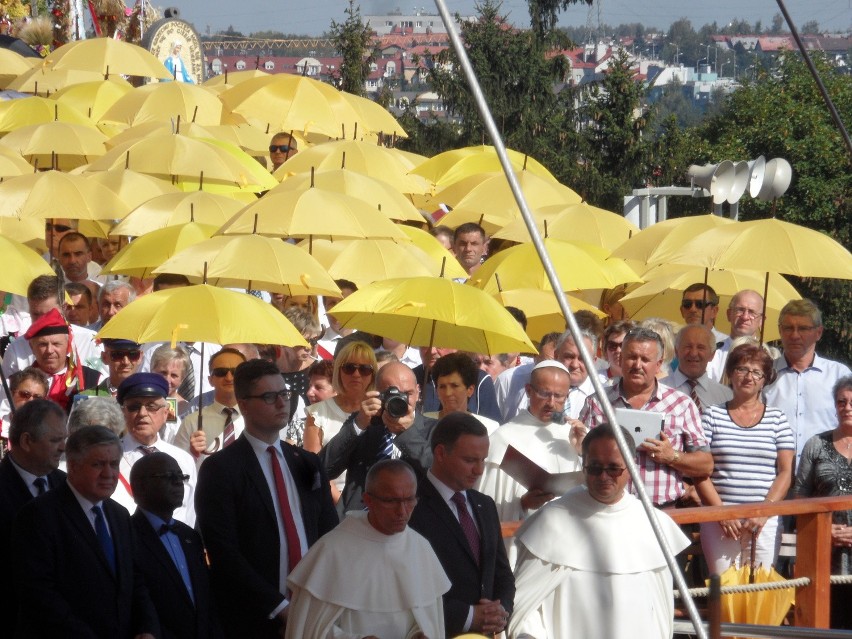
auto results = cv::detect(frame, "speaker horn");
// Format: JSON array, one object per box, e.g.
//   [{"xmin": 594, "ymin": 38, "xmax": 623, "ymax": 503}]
[
  {"xmin": 688, "ymin": 161, "xmax": 735, "ymax": 205},
  {"xmin": 756, "ymin": 158, "xmax": 792, "ymax": 200},
  {"xmin": 726, "ymin": 160, "xmax": 750, "ymax": 204},
  {"xmin": 747, "ymin": 156, "xmax": 766, "ymax": 198}
]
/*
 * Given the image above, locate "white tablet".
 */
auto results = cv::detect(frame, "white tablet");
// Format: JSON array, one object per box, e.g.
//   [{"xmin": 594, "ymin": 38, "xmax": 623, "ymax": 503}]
[{"xmin": 614, "ymin": 408, "xmax": 665, "ymax": 449}]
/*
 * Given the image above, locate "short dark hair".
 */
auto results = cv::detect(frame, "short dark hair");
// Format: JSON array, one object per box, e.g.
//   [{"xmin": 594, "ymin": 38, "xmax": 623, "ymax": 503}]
[
  {"xmin": 209, "ymin": 347, "xmax": 247, "ymax": 372},
  {"xmin": 27, "ymin": 275, "xmax": 60, "ymax": 303},
  {"xmin": 683, "ymin": 283, "xmax": 720, "ymax": 305},
  {"xmin": 575, "ymin": 310, "xmax": 604, "ymax": 340},
  {"xmin": 57, "ymin": 232, "xmax": 90, "ymax": 253},
  {"xmin": 65, "ymin": 425, "xmax": 120, "ymax": 462},
  {"xmin": 505, "ymin": 306, "xmax": 528, "ymax": 330},
  {"xmin": 234, "ymin": 358, "xmax": 281, "ymax": 400},
  {"xmin": 604, "ymin": 319, "xmax": 636, "ymax": 342},
  {"xmin": 724, "ymin": 343, "xmax": 776, "ymax": 386},
  {"xmin": 63, "ymin": 282, "xmax": 92, "ymax": 305},
  {"xmin": 308, "ymin": 359, "xmax": 334, "ymax": 382},
  {"xmin": 9, "ymin": 399, "xmax": 65, "ymax": 446},
  {"xmin": 333, "ymin": 279, "xmax": 357, "ymax": 294},
  {"xmin": 453, "ymin": 222, "xmax": 486, "ymax": 242},
  {"xmin": 538, "ymin": 332, "xmax": 561, "ymax": 351},
  {"xmin": 582, "ymin": 423, "xmax": 635, "ymax": 459},
  {"xmin": 129, "ymin": 451, "xmax": 177, "ymax": 495},
  {"xmin": 152, "ymin": 273, "xmax": 191, "ymax": 291},
  {"xmin": 431, "ymin": 352, "xmax": 479, "ymax": 389},
  {"xmin": 9, "ymin": 367, "xmax": 49, "ymax": 395},
  {"xmin": 430, "ymin": 411, "xmax": 487, "ymax": 452}
]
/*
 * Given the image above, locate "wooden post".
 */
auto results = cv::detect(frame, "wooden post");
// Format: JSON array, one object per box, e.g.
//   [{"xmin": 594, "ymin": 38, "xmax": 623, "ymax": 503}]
[{"xmin": 795, "ymin": 511, "xmax": 832, "ymax": 628}]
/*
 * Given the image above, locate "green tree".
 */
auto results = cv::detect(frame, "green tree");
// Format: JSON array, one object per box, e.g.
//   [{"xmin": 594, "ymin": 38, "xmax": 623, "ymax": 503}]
[
  {"xmin": 329, "ymin": 0, "xmax": 374, "ymax": 96},
  {"xmin": 526, "ymin": 0, "xmax": 592, "ymax": 42}
]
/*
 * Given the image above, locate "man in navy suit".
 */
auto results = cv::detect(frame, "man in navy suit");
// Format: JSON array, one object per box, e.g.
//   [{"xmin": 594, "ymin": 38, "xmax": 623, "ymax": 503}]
[
  {"xmin": 408, "ymin": 411, "xmax": 515, "ymax": 636},
  {"xmin": 0, "ymin": 399, "xmax": 67, "ymax": 635},
  {"xmin": 11, "ymin": 425, "xmax": 160, "ymax": 638},
  {"xmin": 131, "ymin": 452, "xmax": 222, "ymax": 639},
  {"xmin": 196, "ymin": 359, "xmax": 338, "ymax": 639}
]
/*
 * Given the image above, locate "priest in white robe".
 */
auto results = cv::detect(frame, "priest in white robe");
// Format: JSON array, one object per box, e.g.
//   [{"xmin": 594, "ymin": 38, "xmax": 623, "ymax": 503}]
[
  {"xmin": 286, "ymin": 459, "xmax": 450, "ymax": 639},
  {"xmin": 509, "ymin": 424, "xmax": 690, "ymax": 639}
]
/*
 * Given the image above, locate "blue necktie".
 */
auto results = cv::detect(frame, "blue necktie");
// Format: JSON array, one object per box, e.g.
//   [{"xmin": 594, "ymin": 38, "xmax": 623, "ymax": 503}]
[
  {"xmin": 93, "ymin": 506, "xmax": 116, "ymax": 574},
  {"xmin": 33, "ymin": 477, "xmax": 47, "ymax": 495},
  {"xmin": 377, "ymin": 427, "xmax": 394, "ymax": 461}
]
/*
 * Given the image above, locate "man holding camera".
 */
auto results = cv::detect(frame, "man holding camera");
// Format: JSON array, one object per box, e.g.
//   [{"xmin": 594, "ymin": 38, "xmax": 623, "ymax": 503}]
[{"xmin": 320, "ymin": 362, "xmax": 436, "ymax": 515}]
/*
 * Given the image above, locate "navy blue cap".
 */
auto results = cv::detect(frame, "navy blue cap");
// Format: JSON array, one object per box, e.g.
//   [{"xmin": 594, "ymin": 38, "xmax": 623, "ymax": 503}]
[
  {"xmin": 117, "ymin": 372, "xmax": 169, "ymax": 404},
  {"xmin": 101, "ymin": 338, "xmax": 142, "ymax": 350}
]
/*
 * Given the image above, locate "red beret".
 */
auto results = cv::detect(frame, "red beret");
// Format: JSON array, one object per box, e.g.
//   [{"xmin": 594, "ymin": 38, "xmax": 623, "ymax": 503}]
[{"xmin": 23, "ymin": 308, "xmax": 69, "ymax": 340}]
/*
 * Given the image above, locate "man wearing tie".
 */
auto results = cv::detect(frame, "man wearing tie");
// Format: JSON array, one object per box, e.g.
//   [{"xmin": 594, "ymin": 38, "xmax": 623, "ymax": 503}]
[
  {"xmin": 131, "ymin": 452, "xmax": 222, "ymax": 639},
  {"xmin": 662, "ymin": 325, "xmax": 732, "ymax": 411},
  {"xmin": 11, "ymin": 425, "xmax": 160, "ymax": 638},
  {"xmin": 409, "ymin": 412, "xmax": 515, "ymax": 636},
  {"xmin": 196, "ymin": 359, "xmax": 338, "ymax": 638},
  {"xmin": 0, "ymin": 399, "xmax": 67, "ymax": 635}
]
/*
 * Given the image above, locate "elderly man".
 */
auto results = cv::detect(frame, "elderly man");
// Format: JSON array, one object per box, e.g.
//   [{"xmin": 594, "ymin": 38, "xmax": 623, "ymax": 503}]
[
  {"xmin": 269, "ymin": 132, "xmax": 298, "ymax": 172},
  {"xmin": 82, "ymin": 338, "xmax": 144, "ymax": 397},
  {"xmin": 662, "ymin": 325, "xmax": 732, "ymax": 411},
  {"xmin": 131, "ymin": 452, "xmax": 223, "ymax": 639},
  {"xmin": 509, "ymin": 424, "xmax": 690, "ymax": 639},
  {"xmin": 680, "ymin": 283, "xmax": 727, "ymax": 345},
  {"xmin": 453, "ymin": 222, "xmax": 489, "ymax": 278},
  {"xmin": 0, "ymin": 399, "xmax": 67, "ymax": 636},
  {"xmin": 196, "ymin": 359, "xmax": 337, "ymax": 639},
  {"xmin": 111, "ymin": 372, "xmax": 198, "ymax": 526},
  {"xmin": 765, "ymin": 299, "xmax": 852, "ymax": 459},
  {"xmin": 92, "ymin": 279, "xmax": 136, "ymax": 331},
  {"xmin": 707, "ymin": 289, "xmax": 765, "ymax": 381},
  {"xmin": 321, "ymin": 361, "xmax": 435, "ymax": 514},
  {"xmin": 580, "ymin": 327, "xmax": 712, "ymax": 508},
  {"xmin": 286, "ymin": 459, "xmax": 449, "ymax": 639},
  {"xmin": 11, "ymin": 426, "xmax": 160, "ymax": 638},
  {"xmin": 409, "ymin": 413, "xmax": 515, "ymax": 637},
  {"xmin": 496, "ymin": 328, "xmax": 599, "ymax": 423}
]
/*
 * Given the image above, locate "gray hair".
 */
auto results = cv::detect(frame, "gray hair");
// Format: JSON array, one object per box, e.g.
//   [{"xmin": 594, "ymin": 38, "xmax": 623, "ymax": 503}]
[
  {"xmin": 98, "ymin": 279, "xmax": 136, "ymax": 305},
  {"xmin": 65, "ymin": 425, "xmax": 121, "ymax": 462},
  {"xmin": 67, "ymin": 396, "xmax": 125, "ymax": 436},
  {"xmin": 675, "ymin": 324, "xmax": 716, "ymax": 353},
  {"xmin": 556, "ymin": 328, "xmax": 598, "ymax": 357},
  {"xmin": 833, "ymin": 376, "xmax": 852, "ymax": 403},
  {"xmin": 779, "ymin": 298, "xmax": 823, "ymax": 328},
  {"xmin": 623, "ymin": 327, "xmax": 665, "ymax": 361},
  {"xmin": 150, "ymin": 344, "xmax": 190, "ymax": 375}
]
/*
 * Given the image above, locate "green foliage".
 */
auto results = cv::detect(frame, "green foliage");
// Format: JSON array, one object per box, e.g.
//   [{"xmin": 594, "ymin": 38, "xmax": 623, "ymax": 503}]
[
  {"xmin": 329, "ymin": 0, "xmax": 374, "ymax": 96},
  {"xmin": 526, "ymin": 0, "xmax": 592, "ymax": 42}
]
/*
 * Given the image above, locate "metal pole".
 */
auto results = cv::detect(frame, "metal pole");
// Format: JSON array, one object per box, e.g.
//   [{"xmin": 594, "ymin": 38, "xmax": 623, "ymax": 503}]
[{"xmin": 430, "ymin": 2, "xmax": 708, "ymax": 638}]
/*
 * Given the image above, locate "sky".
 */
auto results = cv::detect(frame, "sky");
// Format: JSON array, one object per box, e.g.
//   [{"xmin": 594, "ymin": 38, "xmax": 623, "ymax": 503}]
[{"xmin": 179, "ymin": 0, "xmax": 852, "ymax": 38}]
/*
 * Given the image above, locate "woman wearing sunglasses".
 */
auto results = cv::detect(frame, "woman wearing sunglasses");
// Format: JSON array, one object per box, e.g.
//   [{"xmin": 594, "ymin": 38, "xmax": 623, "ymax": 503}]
[{"xmin": 0, "ymin": 367, "xmax": 49, "ymax": 443}]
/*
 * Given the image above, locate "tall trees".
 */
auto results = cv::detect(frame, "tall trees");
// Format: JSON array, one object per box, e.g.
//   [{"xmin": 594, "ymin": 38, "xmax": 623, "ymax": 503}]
[{"xmin": 329, "ymin": 0, "xmax": 374, "ymax": 96}]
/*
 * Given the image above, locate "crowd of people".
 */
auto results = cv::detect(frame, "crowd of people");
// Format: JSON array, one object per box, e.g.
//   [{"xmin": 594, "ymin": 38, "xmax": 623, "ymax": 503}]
[{"xmin": 1, "ymin": 211, "xmax": 851, "ymax": 638}]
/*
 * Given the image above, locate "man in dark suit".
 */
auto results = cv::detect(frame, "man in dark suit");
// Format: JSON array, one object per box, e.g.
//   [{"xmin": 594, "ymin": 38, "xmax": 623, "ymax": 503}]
[
  {"xmin": 130, "ymin": 452, "xmax": 222, "ymax": 639},
  {"xmin": 0, "ymin": 399, "xmax": 67, "ymax": 635},
  {"xmin": 196, "ymin": 359, "xmax": 338, "ymax": 639},
  {"xmin": 11, "ymin": 425, "xmax": 160, "ymax": 638},
  {"xmin": 320, "ymin": 361, "xmax": 435, "ymax": 514},
  {"xmin": 409, "ymin": 412, "xmax": 515, "ymax": 637}
]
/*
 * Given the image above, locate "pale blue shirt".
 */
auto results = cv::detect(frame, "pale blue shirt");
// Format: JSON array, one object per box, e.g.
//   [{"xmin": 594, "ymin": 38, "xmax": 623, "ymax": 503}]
[
  {"xmin": 764, "ymin": 353, "xmax": 851, "ymax": 459},
  {"xmin": 141, "ymin": 509, "xmax": 195, "ymax": 603}
]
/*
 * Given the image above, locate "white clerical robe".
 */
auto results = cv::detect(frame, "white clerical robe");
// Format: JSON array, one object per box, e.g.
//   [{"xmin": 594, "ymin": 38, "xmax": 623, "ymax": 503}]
[
  {"xmin": 509, "ymin": 487, "xmax": 690, "ymax": 639},
  {"xmin": 285, "ymin": 512, "xmax": 450, "ymax": 639}
]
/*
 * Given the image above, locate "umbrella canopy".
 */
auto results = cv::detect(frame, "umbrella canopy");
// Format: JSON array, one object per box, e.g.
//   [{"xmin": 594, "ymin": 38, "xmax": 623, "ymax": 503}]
[
  {"xmin": 397, "ymin": 225, "xmax": 468, "ymax": 280},
  {"xmin": 99, "ymin": 82, "xmax": 223, "ymax": 127},
  {"xmin": 494, "ymin": 288, "xmax": 607, "ymax": 342},
  {"xmin": 220, "ymin": 74, "xmax": 364, "ymax": 138},
  {"xmin": 468, "ymin": 238, "xmax": 642, "ymax": 294},
  {"xmin": 83, "ymin": 168, "xmax": 180, "ymax": 209},
  {"xmin": 153, "ymin": 235, "xmax": 341, "ymax": 296},
  {"xmin": 0, "ymin": 171, "xmax": 129, "ymax": 221},
  {"xmin": 0, "ymin": 96, "xmax": 92, "ymax": 133},
  {"xmin": 0, "ymin": 121, "xmax": 108, "ymax": 170},
  {"xmin": 0, "ymin": 217, "xmax": 46, "ymax": 253},
  {"xmin": 41, "ymin": 38, "xmax": 173, "ymax": 80},
  {"xmin": 100, "ymin": 222, "xmax": 219, "ymax": 279},
  {"xmin": 7, "ymin": 66, "xmax": 120, "ymax": 95},
  {"xmin": 273, "ymin": 140, "xmax": 428, "ymax": 194},
  {"xmin": 97, "ymin": 284, "xmax": 309, "ymax": 347},
  {"xmin": 275, "ymin": 169, "xmax": 424, "ymax": 223},
  {"xmin": 718, "ymin": 564, "xmax": 795, "ymax": 627},
  {"xmin": 51, "ymin": 79, "xmax": 134, "ymax": 121},
  {"xmin": 0, "ymin": 49, "xmax": 40, "ymax": 88},
  {"xmin": 330, "ymin": 277, "xmax": 538, "ymax": 355},
  {"xmin": 202, "ymin": 69, "xmax": 269, "ymax": 89},
  {"xmin": 217, "ymin": 188, "xmax": 408, "ymax": 242},
  {"xmin": 610, "ymin": 214, "xmax": 736, "ymax": 266},
  {"xmin": 340, "ymin": 92, "xmax": 407, "ymax": 138},
  {"xmin": 0, "ymin": 235, "xmax": 55, "ymax": 296},
  {"xmin": 0, "ymin": 35, "xmax": 42, "ymax": 58},
  {"xmin": 411, "ymin": 145, "xmax": 557, "ymax": 190},
  {"xmin": 110, "ymin": 191, "xmax": 245, "ymax": 236},
  {"xmin": 492, "ymin": 202, "xmax": 639, "ymax": 251},
  {"xmin": 0, "ymin": 145, "xmax": 35, "ymax": 178}
]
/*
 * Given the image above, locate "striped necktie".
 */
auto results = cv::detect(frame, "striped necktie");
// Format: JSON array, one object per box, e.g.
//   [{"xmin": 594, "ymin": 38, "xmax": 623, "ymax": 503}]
[
  {"xmin": 376, "ymin": 427, "xmax": 394, "ymax": 461},
  {"xmin": 687, "ymin": 379, "xmax": 702, "ymax": 411},
  {"xmin": 222, "ymin": 407, "xmax": 236, "ymax": 448}
]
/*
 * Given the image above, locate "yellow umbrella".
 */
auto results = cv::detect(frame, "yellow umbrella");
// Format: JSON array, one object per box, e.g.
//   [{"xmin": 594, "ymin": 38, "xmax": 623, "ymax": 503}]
[
  {"xmin": 275, "ymin": 169, "xmax": 424, "ymax": 223},
  {"xmin": 154, "ymin": 235, "xmax": 341, "ymax": 296},
  {"xmin": 99, "ymin": 82, "xmax": 223, "ymax": 127},
  {"xmin": 0, "ymin": 217, "xmax": 46, "ymax": 253},
  {"xmin": 340, "ymin": 92, "xmax": 407, "ymax": 138},
  {"xmin": 0, "ymin": 171, "xmax": 129, "ymax": 221},
  {"xmin": 100, "ymin": 222, "xmax": 219, "ymax": 278},
  {"xmin": 97, "ymin": 284, "xmax": 309, "ymax": 347},
  {"xmin": 0, "ymin": 235, "xmax": 55, "ymax": 296},
  {"xmin": 41, "ymin": 38, "xmax": 173, "ymax": 80},
  {"xmin": 7, "ymin": 66, "xmax": 120, "ymax": 95},
  {"xmin": 197, "ymin": 123, "xmax": 274, "ymax": 155},
  {"xmin": 330, "ymin": 277, "xmax": 538, "ymax": 355},
  {"xmin": 0, "ymin": 96, "xmax": 92, "ymax": 133},
  {"xmin": 717, "ymin": 564, "xmax": 794, "ymax": 630},
  {"xmin": 272, "ymin": 139, "xmax": 429, "ymax": 194},
  {"xmin": 0, "ymin": 50, "xmax": 39, "ymax": 89},
  {"xmin": 83, "ymin": 168, "xmax": 180, "ymax": 209},
  {"xmin": 397, "ymin": 225, "xmax": 468, "ymax": 280},
  {"xmin": 492, "ymin": 202, "xmax": 639, "ymax": 251},
  {"xmin": 111, "ymin": 191, "xmax": 246, "ymax": 236},
  {"xmin": 220, "ymin": 74, "xmax": 365, "ymax": 138},
  {"xmin": 51, "ymin": 79, "xmax": 134, "ymax": 121},
  {"xmin": 217, "ymin": 188, "xmax": 408, "ymax": 242},
  {"xmin": 0, "ymin": 121, "xmax": 108, "ymax": 170},
  {"xmin": 494, "ymin": 288, "xmax": 607, "ymax": 342},
  {"xmin": 468, "ymin": 238, "xmax": 642, "ymax": 294},
  {"xmin": 411, "ymin": 145, "xmax": 557, "ymax": 190},
  {"xmin": 0, "ymin": 145, "xmax": 35, "ymax": 178},
  {"xmin": 202, "ymin": 69, "xmax": 269, "ymax": 90},
  {"xmin": 610, "ymin": 214, "xmax": 736, "ymax": 266},
  {"xmin": 104, "ymin": 121, "xmax": 217, "ymax": 150}
]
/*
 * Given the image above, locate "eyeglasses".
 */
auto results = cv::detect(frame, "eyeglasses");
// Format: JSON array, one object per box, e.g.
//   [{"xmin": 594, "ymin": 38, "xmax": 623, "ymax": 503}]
[
  {"xmin": 149, "ymin": 472, "xmax": 190, "ymax": 483},
  {"xmin": 605, "ymin": 340, "xmax": 624, "ymax": 351},
  {"xmin": 366, "ymin": 493, "xmax": 419, "ymax": 507},
  {"xmin": 731, "ymin": 306, "xmax": 763, "ymax": 318},
  {"xmin": 14, "ymin": 389, "xmax": 44, "ymax": 400},
  {"xmin": 529, "ymin": 385, "xmax": 567, "ymax": 402},
  {"xmin": 124, "ymin": 401, "xmax": 167, "ymax": 413},
  {"xmin": 45, "ymin": 223, "xmax": 73, "ymax": 233},
  {"xmin": 107, "ymin": 349, "xmax": 142, "ymax": 362},
  {"xmin": 243, "ymin": 390, "xmax": 291, "ymax": 404},
  {"xmin": 584, "ymin": 465, "xmax": 627, "ymax": 477},
  {"xmin": 340, "ymin": 363, "xmax": 374, "ymax": 376},
  {"xmin": 269, "ymin": 144, "xmax": 293, "ymax": 153},
  {"xmin": 732, "ymin": 366, "xmax": 765, "ymax": 380},
  {"xmin": 211, "ymin": 367, "xmax": 238, "ymax": 378},
  {"xmin": 681, "ymin": 300, "xmax": 716, "ymax": 310},
  {"xmin": 779, "ymin": 324, "xmax": 818, "ymax": 335},
  {"xmin": 296, "ymin": 336, "xmax": 319, "ymax": 349}
]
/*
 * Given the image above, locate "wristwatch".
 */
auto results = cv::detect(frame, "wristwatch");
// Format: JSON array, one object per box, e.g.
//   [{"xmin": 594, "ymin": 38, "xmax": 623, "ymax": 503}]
[{"xmin": 671, "ymin": 450, "xmax": 681, "ymax": 464}]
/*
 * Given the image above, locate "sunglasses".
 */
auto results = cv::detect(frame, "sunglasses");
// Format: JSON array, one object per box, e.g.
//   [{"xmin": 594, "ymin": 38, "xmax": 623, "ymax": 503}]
[
  {"xmin": 269, "ymin": 144, "xmax": 293, "ymax": 153},
  {"xmin": 14, "ymin": 389, "xmax": 44, "ymax": 400},
  {"xmin": 149, "ymin": 472, "xmax": 190, "ymax": 483},
  {"xmin": 584, "ymin": 465, "xmax": 627, "ymax": 478},
  {"xmin": 46, "ymin": 223, "xmax": 73, "ymax": 233},
  {"xmin": 340, "ymin": 363, "xmax": 374, "ymax": 376},
  {"xmin": 124, "ymin": 402, "xmax": 167, "ymax": 413},
  {"xmin": 244, "ymin": 389, "xmax": 291, "ymax": 404},
  {"xmin": 211, "ymin": 367, "xmax": 238, "ymax": 378},
  {"xmin": 108, "ymin": 350, "xmax": 142, "ymax": 362},
  {"xmin": 681, "ymin": 300, "xmax": 716, "ymax": 310}
]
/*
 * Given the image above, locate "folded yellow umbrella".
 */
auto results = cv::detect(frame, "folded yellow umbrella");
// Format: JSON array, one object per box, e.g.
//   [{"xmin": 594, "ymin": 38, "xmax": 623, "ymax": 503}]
[
  {"xmin": 0, "ymin": 235, "xmax": 54, "ymax": 296},
  {"xmin": 111, "ymin": 191, "xmax": 245, "ymax": 237}
]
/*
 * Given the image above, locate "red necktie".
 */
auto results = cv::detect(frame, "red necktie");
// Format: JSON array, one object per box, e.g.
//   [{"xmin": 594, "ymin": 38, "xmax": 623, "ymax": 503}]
[
  {"xmin": 267, "ymin": 446, "xmax": 302, "ymax": 573},
  {"xmin": 451, "ymin": 491, "xmax": 480, "ymax": 566},
  {"xmin": 687, "ymin": 379, "xmax": 702, "ymax": 411},
  {"xmin": 222, "ymin": 407, "xmax": 236, "ymax": 448}
]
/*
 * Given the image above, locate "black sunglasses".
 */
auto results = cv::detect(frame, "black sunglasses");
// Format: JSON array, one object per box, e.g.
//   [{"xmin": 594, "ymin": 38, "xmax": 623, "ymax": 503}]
[
  {"xmin": 108, "ymin": 350, "xmax": 142, "ymax": 362},
  {"xmin": 341, "ymin": 363, "xmax": 374, "ymax": 376},
  {"xmin": 269, "ymin": 144, "xmax": 292, "ymax": 153},
  {"xmin": 46, "ymin": 223, "xmax": 73, "ymax": 233},
  {"xmin": 584, "ymin": 465, "xmax": 627, "ymax": 478},
  {"xmin": 681, "ymin": 300, "xmax": 716, "ymax": 310},
  {"xmin": 211, "ymin": 367, "xmax": 238, "ymax": 378}
]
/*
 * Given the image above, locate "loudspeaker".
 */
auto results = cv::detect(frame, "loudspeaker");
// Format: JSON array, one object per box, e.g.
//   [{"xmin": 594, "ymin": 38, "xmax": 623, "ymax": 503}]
[
  {"xmin": 164, "ymin": 7, "xmax": 180, "ymax": 17},
  {"xmin": 747, "ymin": 156, "xmax": 766, "ymax": 198},
  {"xmin": 726, "ymin": 160, "xmax": 750, "ymax": 204},
  {"xmin": 688, "ymin": 161, "xmax": 735, "ymax": 205},
  {"xmin": 756, "ymin": 158, "xmax": 792, "ymax": 200}
]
